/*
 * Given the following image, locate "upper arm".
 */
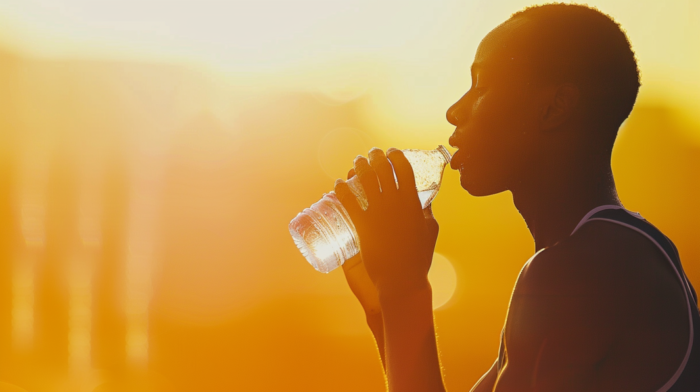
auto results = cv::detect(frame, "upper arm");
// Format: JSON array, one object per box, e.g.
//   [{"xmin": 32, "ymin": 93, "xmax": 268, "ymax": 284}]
[
  {"xmin": 493, "ymin": 221, "xmax": 690, "ymax": 391},
  {"xmin": 493, "ymin": 240, "xmax": 626, "ymax": 391},
  {"xmin": 496, "ymin": 288, "xmax": 621, "ymax": 390},
  {"xmin": 498, "ymin": 289, "xmax": 621, "ymax": 391}
]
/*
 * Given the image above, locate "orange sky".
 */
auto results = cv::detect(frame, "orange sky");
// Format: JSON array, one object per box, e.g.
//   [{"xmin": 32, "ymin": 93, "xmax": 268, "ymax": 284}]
[{"xmin": 0, "ymin": 1, "xmax": 698, "ymax": 391}]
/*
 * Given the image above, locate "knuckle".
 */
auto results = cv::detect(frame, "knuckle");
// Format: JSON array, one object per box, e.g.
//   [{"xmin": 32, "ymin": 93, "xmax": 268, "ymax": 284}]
[
  {"xmin": 354, "ymin": 155, "xmax": 368, "ymax": 165},
  {"xmin": 386, "ymin": 148, "xmax": 403, "ymax": 158},
  {"xmin": 335, "ymin": 184, "xmax": 349, "ymax": 199},
  {"xmin": 368, "ymin": 148, "xmax": 386, "ymax": 160}
]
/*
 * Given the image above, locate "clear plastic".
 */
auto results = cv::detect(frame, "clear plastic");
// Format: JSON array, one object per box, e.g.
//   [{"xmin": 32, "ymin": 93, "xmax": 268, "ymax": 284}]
[{"xmin": 289, "ymin": 146, "xmax": 451, "ymax": 273}]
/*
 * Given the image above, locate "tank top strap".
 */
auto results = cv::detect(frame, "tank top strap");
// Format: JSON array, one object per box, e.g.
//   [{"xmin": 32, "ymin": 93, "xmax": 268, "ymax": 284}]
[
  {"xmin": 570, "ymin": 204, "xmax": 700, "ymax": 392},
  {"xmin": 570, "ymin": 204, "xmax": 624, "ymax": 236}
]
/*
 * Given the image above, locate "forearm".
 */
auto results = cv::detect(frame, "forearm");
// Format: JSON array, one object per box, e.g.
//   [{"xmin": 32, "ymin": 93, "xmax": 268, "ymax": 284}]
[{"xmin": 380, "ymin": 280, "xmax": 446, "ymax": 392}]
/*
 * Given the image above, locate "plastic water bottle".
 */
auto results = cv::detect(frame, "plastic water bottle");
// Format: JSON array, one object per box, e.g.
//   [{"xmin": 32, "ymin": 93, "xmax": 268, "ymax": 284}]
[{"xmin": 289, "ymin": 146, "xmax": 451, "ymax": 273}]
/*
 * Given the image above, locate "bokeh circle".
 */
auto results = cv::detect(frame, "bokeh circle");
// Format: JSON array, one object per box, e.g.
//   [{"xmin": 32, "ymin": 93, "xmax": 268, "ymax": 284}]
[{"xmin": 428, "ymin": 252, "xmax": 458, "ymax": 310}]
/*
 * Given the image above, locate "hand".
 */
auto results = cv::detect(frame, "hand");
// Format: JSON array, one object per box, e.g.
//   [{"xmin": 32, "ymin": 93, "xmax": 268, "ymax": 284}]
[
  {"xmin": 334, "ymin": 148, "xmax": 439, "ymax": 298},
  {"xmin": 340, "ymin": 169, "xmax": 382, "ymax": 316}
]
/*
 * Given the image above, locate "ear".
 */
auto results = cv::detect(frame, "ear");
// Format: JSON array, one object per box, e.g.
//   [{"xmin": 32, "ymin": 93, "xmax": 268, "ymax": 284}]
[{"xmin": 540, "ymin": 83, "xmax": 580, "ymax": 131}]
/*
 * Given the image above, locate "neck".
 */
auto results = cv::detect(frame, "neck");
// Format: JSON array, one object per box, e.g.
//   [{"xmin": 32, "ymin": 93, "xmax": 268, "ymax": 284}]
[{"xmin": 511, "ymin": 159, "xmax": 621, "ymax": 251}]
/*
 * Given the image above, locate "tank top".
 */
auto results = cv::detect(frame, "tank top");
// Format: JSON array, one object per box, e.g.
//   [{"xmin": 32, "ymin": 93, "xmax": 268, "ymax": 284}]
[{"xmin": 494, "ymin": 205, "xmax": 700, "ymax": 391}]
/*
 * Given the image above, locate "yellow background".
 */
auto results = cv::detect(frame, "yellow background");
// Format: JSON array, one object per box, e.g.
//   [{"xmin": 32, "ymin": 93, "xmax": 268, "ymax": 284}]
[{"xmin": 0, "ymin": 0, "xmax": 698, "ymax": 390}]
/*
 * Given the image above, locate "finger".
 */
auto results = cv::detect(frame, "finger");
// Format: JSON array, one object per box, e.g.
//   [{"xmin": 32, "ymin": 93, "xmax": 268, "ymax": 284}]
[
  {"xmin": 368, "ymin": 148, "xmax": 397, "ymax": 194},
  {"xmin": 334, "ymin": 179, "xmax": 363, "ymax": 218},
  {"xmin": 347, "ymin": 168, "xmax": 355, "ymax": 180},
  {"xmin": 342, "ymin": 253, "xmax": 362, "ymax": 272},
  {"xmin": 423, "ymin": 204, "xmax": 435, "ymax": 221},
  {"xmin": 422, "ymin": 205, "xmax": 439, "ymax": 262},
  {"xmin": 354, "ymin": 156, "xmax": 381, "ymax": 207},
  {"xmin": 426, "ymin": 217, "xmax": 439, "ymax": 240},
  {"xmin": 423, "ymin": 205, "xmax": 440, "ymax": 237},
  {"xmin": 386, "ymin": 149, "xmax": 420, "ymax": 206}
]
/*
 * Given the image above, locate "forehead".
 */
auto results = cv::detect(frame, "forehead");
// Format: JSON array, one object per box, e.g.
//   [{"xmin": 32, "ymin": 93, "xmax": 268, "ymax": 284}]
[{"xmin": 473, "ymin": 17, "xmax": 535, "ymax": 75}]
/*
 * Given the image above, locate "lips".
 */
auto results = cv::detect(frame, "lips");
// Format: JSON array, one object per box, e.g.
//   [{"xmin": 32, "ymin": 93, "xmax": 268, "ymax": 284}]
[{"xmin": 450, "ymin": 149, "xmax": 468, "ymax": 171}]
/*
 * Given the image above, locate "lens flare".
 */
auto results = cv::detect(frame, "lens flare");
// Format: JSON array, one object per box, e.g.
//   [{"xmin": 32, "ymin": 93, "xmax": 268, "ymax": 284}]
[{"xmin": 428, "ymin": 252, "xmax": 457, "ymax": 310}]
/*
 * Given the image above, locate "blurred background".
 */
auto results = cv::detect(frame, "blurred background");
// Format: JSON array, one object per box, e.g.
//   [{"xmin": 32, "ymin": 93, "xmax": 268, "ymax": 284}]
[{"xmin": 0, "ymin": 0, "xmax": 698, "ymax": 391}]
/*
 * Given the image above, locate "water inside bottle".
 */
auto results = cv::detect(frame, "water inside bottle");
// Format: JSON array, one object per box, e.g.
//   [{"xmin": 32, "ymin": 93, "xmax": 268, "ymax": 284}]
[{"xmin": 418, "ymin": 185, "xmax": 439, "ymax": 208}]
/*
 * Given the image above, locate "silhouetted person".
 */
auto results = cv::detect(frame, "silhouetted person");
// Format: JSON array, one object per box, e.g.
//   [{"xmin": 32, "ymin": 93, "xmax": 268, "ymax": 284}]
[{"xmin": 334, "ymin": 4, "xmax": 700, "ymax": 391}]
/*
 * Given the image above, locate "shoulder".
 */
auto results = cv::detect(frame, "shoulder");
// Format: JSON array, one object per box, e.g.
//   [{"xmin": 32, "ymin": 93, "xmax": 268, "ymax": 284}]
[
  {"xmin": 516, "ymin": 219, "xmax": 680, "ymax": 300},
  {"xmin": 503, "ymin": 218, "xmax": 690, "ymax": 390}
]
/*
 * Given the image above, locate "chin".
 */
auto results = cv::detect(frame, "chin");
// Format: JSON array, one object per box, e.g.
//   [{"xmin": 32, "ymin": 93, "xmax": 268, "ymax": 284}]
[{"xmin": 460, "ymin": 173, "xmax": 507, "ymax": 197}]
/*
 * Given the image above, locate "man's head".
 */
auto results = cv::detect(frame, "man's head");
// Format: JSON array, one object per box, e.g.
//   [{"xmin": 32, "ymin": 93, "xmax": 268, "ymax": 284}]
[{"xmin": 447, "ymin": 4, "xmax": 640, "ymax": 196}]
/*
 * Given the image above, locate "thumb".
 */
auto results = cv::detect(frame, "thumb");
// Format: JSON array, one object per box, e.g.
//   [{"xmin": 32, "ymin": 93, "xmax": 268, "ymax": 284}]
[{"xmin": 423, "ymin": 205, "xmax": 439, "ymax": 238}]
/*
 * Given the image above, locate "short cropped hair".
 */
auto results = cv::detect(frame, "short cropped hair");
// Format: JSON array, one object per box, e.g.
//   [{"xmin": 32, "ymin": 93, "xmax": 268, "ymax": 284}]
[{"xmin": 510, "ymin": 4, "xmax": 640, "ymax": 131}]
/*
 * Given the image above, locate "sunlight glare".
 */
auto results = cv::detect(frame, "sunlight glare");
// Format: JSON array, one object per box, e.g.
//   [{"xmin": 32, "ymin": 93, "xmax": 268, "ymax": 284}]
[
  {"xmin": 428, "ymin": 252, "xmax": 457, "ymax": 310},
  {"xmin": 318, "ymin": 127, "xmax": 375, "ymax": 180}
]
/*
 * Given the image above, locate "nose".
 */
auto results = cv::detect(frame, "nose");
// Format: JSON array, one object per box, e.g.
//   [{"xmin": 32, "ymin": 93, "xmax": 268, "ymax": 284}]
[
  {"xmin": 447, "ymin": 94, "xmax": 468, "ymax": 147},
  {"xmin": 446, "ymin": 92, "xmax": 469, "ymax": 126},
  {"xmin": 446, "ymin": 101, "xmax": 460, "ymax": 126}
]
